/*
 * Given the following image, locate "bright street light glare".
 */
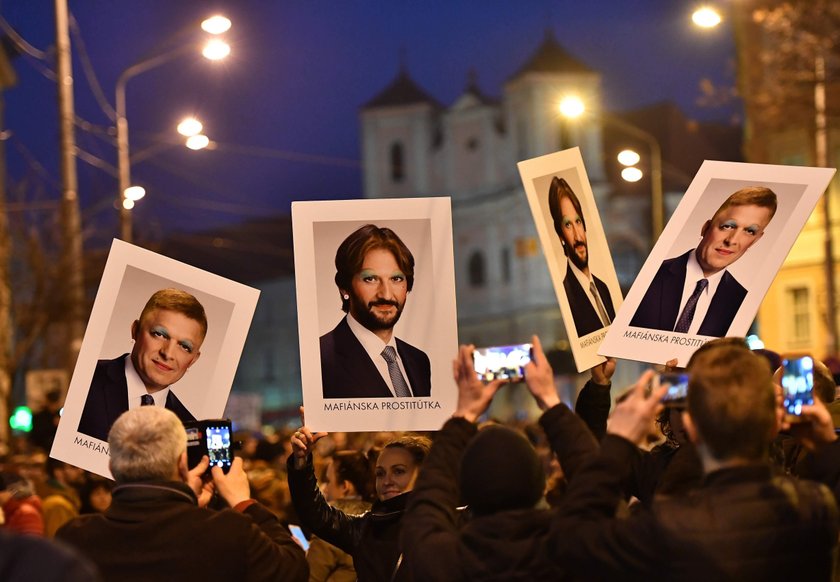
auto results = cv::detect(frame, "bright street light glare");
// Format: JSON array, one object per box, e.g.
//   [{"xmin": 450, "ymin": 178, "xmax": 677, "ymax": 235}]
[
  {"xmin": 177, "ymin": 117, "xmax": 203, "ymax": 137},
  {"xmin": 621, "ymin": 167, "xmax": 644, "ymax": 182},
  {"xmin": 558, "ymin": 96, "xmax": 585, "ymax": 119},
  {"xmin": 617, "ymin": 149, "xmax": 641, "ymax": 167},
  {"xmin": 122, "ymin": 199, "xmax": 135, "ymax": 210},
  {"xmin": 124, "ymin": 185, "xmax": 146, "ymax": 201},
  {"xmin": 202, "ymin": 39, "xmax": 231, "ymax": 61},
  {"xmin": 186, "ymin": 134, "xmax": 210, "ymax": 150},
  {"xmin": 201, "ymin": 15, "xmax": 231, "ymax": 35},
  {"xmin": 692, "ymin": 6, "xmax": 722, "ymax": 28}
]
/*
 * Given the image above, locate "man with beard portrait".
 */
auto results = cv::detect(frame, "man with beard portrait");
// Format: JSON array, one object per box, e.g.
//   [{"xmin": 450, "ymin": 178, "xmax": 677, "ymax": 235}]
[
  {"xmin": 319, "ymin": 224, "xmax": 431, "ymax": 399},
  {"xmin": 548, "ymin": 177, "xmax": 616, "ymax": 337}
]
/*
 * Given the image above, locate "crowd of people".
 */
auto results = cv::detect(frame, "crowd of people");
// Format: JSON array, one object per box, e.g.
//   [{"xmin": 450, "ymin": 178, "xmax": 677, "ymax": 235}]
[{"xmin": 0, "ymin": 333, "xmax": 838, "ymax": 581}]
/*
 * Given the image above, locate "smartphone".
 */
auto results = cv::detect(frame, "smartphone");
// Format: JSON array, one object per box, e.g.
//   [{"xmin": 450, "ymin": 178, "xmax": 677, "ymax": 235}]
[
  {"xmin": 185, "ymin": 419, "xmax": 233, "ymax": 474},
  {"xmin": 656, "ymin": 373, "xmax": 690, "ymax": 407},
  {"xmin": 473, "ymin": 343, "xmax": 532, "ymax": 382},
  {"xmin": 288, "ymin": 524, "xmax": 310, "ymax": 551},
  {"xmin": 781, "ymin": 355, "xmax": 814, "ymax": 417}
]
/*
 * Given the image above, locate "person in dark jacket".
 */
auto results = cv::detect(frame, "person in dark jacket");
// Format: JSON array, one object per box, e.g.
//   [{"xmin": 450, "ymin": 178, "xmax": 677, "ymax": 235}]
[
  {"xmin": 57, "ymin": 406, "xmax": 308, "ymax": 582},
  {"xmin": 400, "ymin": 336, "xmax": 601, "ymax": 581},
  {"xmin": 288, "ymin": 417, "xmax": 431, "ymax": 582},
  {"xmin": 548, "ymin": 341, "xmax": 840, "ymax": 581}
]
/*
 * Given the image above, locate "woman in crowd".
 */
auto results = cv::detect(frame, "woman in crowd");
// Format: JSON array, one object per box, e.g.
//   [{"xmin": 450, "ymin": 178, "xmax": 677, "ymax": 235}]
[
  {"xmin": 288, "ymin": 416, "xmax": 430, "ymax": 582},
  {"xmin": 307, "ymin": 449, "xmax": 376, "ymax": 582}
]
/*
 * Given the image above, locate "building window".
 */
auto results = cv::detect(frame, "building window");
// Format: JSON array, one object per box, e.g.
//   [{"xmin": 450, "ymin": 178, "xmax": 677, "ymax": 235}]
[
  {"xmin": 468, "ymin": 251, "xmax": 486, "ymax": 287},
  {"xmin": 787, "ymin": 286, "xmax": 811, "ymax": 347},
  {"xmin": 501, "ymin": 247, "xmax": 511, "ymax": 283},
  {"xmin": 390, "ymin": 142, "xmax": 404, "ymax": 183}
]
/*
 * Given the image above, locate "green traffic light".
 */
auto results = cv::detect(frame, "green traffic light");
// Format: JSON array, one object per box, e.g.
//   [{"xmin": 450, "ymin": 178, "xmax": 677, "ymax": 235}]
[{"xmin": 9, "ymin": 406, "xmax": 33, "ymax": 432}]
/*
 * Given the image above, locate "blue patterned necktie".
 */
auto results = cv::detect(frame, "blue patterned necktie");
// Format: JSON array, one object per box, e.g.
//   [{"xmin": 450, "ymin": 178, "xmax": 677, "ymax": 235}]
[
  {"xmin": 674, "ymin": 279, "xmax": 709, "ymax": 333},
  {"xmin": 381, "ymin": 346, "xmax": 412, "ymax": 398},
  {"xmin": 141, "ymin": 394, "xmax": 155, "ymax": 406}
]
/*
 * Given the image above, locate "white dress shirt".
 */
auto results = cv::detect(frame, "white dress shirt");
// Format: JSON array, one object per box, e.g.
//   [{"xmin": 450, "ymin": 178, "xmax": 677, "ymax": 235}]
[
  {"xmin": 125, "ymin": 357, "xmax": 170, "ymax": 409},
  {"xmin": 676, "ymin": 251, "xmax": 727, "ymax": 335},
  {"xmin": 346, "ymin": 314, "xmax": 414, "ymax": 397}
]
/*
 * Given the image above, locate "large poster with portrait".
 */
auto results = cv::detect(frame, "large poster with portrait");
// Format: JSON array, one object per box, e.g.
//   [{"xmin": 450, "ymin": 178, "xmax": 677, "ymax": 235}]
[
  {"xmin": 51, "ymin": 240, "xmax": 260, "ymax": 478},
  {"xmin": 601, "ymin": 161, "xmax": 835, "ymax": 366},
  {"xmin": 518, "ymin": 148, "xmax": 624, "ymax": 372},
  {"xmin": 293, "ymin": 198, "xmax": 458, "ymax": 432}
]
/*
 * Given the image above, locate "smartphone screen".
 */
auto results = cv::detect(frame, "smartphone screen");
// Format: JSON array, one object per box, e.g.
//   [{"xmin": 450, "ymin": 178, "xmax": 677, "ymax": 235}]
[
  {"xmin": 781, "ymin": 356, "xmax": 814, "ymax": 416},
  {"xmin": 205, "ymin": 422, "xmax": 233, "ymax": 473},
  {"xmin": 658, "ymin": 373, "xmax": 689, "ymax": 406},
  {"xmin": 473, "ymin": 343, "xmax": 532, "ymax": 382},
  {"xmin": 288, "ymin": 524, "xmax": 310, "ymax": 551}
]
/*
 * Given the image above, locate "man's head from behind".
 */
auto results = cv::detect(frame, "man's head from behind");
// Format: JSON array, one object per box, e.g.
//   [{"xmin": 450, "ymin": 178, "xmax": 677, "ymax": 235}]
[
  {"xmin": 333, "ymin": 224, "xmax": 415, "ymax": 333},
  {"xmin": 547, "ymin": 177, "xmax": 588, "ymax": 270},
  {"xmin": 695, "ymin": 186, "xmax": 777, "ymax": 277},
  {"xmin": 130, "ymin": 288, "xmax": 207, "ymax": 392},
  {"xmin": 109, "ymin": 407, "xmax": 187, "ymax": 483},
  {"xmin": 458, "ymin": 425, "xmax": 545, "ymax": 516},
  {"xmin": 684, "ymin": 343, "xmax": 776, "ymax": 464}
]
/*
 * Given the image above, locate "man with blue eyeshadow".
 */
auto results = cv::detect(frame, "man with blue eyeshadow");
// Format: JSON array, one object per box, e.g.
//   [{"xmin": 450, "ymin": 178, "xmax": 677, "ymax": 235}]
[
  {"xmin": 78, "ymin": 288, "xmax": 203, "ymax": 441},
  {"xmin": 630, "ymin": 186, "xmax": 777, "ymax": 336},
  {"xmin": 320, "ymin": 224, "xmax": 431, "ymax": 399}
]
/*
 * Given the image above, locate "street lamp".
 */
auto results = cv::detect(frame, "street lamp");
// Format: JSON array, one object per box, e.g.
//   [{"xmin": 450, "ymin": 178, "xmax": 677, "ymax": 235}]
[
  {"xmin": 116, "ymin": 15, "xmax": 231, "ymax": 243},
  {"xmin": 558, "ymin": 98, "xmax": 664, "ymax": 240}
]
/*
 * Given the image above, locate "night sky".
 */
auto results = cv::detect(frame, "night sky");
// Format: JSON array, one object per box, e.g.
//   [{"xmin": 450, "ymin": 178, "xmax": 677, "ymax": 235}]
[{"xmin": 2, "ymin": 1, "xmax": 737, "ymax": 245}]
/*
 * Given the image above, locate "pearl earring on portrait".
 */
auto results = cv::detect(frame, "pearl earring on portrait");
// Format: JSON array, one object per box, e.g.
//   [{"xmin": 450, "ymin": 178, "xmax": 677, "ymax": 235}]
[{"xmin": 343, "ymin": 294, "xmax": 349, "ymax": 300}]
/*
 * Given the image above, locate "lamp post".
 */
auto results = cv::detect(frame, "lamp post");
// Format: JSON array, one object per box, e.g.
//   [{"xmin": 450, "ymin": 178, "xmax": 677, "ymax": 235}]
[
  {"xmin": 559, "ymin": 96, "xmax": 664, "ymax": 240},
  {"xmin": 116, "ymin": 16, "xmax": 230, "ymax": 243}
]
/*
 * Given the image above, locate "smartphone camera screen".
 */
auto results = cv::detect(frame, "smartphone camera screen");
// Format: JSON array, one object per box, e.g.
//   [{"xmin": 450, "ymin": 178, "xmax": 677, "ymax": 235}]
[
  {"xmin": 782, "ymin": 356, "xmax": 814, "ymax": 416},
  {"xmin": 473, "ymin": 343, "xmax": 532, "ymax": 382},
  {"xmin": 206, "ymin": 424, "xmax": 233, "ymax": 473},
  {"xmin": 658, "ymin": 373, "xmax": 689, "ymax": 406}
]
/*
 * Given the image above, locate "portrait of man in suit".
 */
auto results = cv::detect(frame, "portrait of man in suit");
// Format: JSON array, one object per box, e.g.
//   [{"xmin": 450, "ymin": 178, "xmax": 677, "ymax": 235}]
[
  {"xmin": 630, "ymin": 186, "xmax": 777, "ymax": 336},
  {"xmin": 547, "ymin": 176, "xmax": 616, "ymax": 337},
  {"xmin": 320, "ymin": 224, "xmax": 431, "ymax": 399},
  {"xmin": 77, "ymin": 288, "xmax": 204, "ymax": 441}
]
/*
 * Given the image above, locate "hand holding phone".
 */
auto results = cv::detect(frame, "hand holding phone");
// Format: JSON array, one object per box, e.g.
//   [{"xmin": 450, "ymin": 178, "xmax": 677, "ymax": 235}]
[
  {"xmin": 473, "ymin": 343, "xmax": 532, "ymax": 382},
  {"xmin": 185, "ymin": 419, "xmax": 234, "ymax": 475}
]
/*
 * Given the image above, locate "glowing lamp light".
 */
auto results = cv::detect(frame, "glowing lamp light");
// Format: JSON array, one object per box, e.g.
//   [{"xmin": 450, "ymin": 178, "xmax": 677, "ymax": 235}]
[
  {"xmin": 203, "ymin": 39, "xmax": 231, "ymax": 61},
  {"xmin": 177, "ymin": 117, "xmax": 203, "ymax": 137},
  {"xmin": 692, "ymin": 7, "xmax": 722, "ymax": 28},
  {"xmin": 123, "ymin": 199, "xmax": 135, "ymax": 210},
  {"xmin": 617, "ymin": 149, "xmax": 641, "ymax": 167},
  {"xmin": 558, "ymin": 95, "xmax": 585, "ymax": 119},
  {"xmin": 186, "ymin": 134, "xmax": 210, "ymax": 150},
  {"xmin": 621, "ymin": 167, "xmax": 643, "ymax": 182},
  {"xmin": 201, "ymin": 15, "xmax": 232, "ymax": 35},
  {"xmin": 124, "ymin": 185, "xmax": 146, "ymax": 201},
  {"xmin": 10, "ymin": 406, "xmax": 32, "ymax": 432}
]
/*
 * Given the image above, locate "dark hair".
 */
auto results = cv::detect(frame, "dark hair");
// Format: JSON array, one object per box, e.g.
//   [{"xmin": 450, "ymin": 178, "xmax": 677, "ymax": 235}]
[
  {"xmin": 687, "ymin": 344, "xmax": 775, "ymax": 462},
  {"xmin": 547, "ymin": 176, "xmax": 586, "ymax": 253},
  {"xmin": 138, "ymin": 288, "xmax": 208, "ymax": 339},
  {"xmin": 382, "ymin": 435, "xmax": 431, "ymax": 465},
  {"xmin": 813, "ymin": 360, "xmax": 836, "ymax": 404},
  {"xmin": 334, "ymin": 224, "xmax": 415, "ymax": 312},
  {"xmin": 332, "ymin": 450, "xmax": 376, "ymax": 502}
]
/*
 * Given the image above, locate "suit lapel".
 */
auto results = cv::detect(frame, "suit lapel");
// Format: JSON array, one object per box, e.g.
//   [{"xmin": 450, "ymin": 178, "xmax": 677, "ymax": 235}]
[
  {"xmin": 661, "ymin": 252, "xmax": 690, "ymax": 330},
  {"xmin": 105, "ymin": 355, "xmax": 131, "ymax": 421},
  {"xmin": 334, "ymin": 319, "xmax": 392, "ymax": 397}
]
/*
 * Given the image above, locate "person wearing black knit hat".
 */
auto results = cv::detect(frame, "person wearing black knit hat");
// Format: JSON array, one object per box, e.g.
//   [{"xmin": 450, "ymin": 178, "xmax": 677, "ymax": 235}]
[{"xmin": 400, "ymin": 336, "xmax": 602, "ymax": 580}]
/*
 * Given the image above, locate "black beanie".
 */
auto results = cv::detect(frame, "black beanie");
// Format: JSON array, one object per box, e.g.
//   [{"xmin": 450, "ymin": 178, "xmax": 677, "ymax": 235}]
[{"xmin": 458, "ymin": 425, "xmax": 545, "ymax": 516}]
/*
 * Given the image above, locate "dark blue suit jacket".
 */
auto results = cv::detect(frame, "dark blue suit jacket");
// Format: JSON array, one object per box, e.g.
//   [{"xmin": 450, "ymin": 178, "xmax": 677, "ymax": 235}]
[
  {"xmin": 320, "ymin": 318, "xmax": 432, "ymax": 399},
  {"xmin": 563, "ymin": 267, "xmax": 616, "ymax": 337},
  {"xmin": 77, "ymin": 354, "xmax": 196, "ymax": 442},
  {"xmin": 629, "ymin": 249, "xmax": 747, "ymax": 337}
]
